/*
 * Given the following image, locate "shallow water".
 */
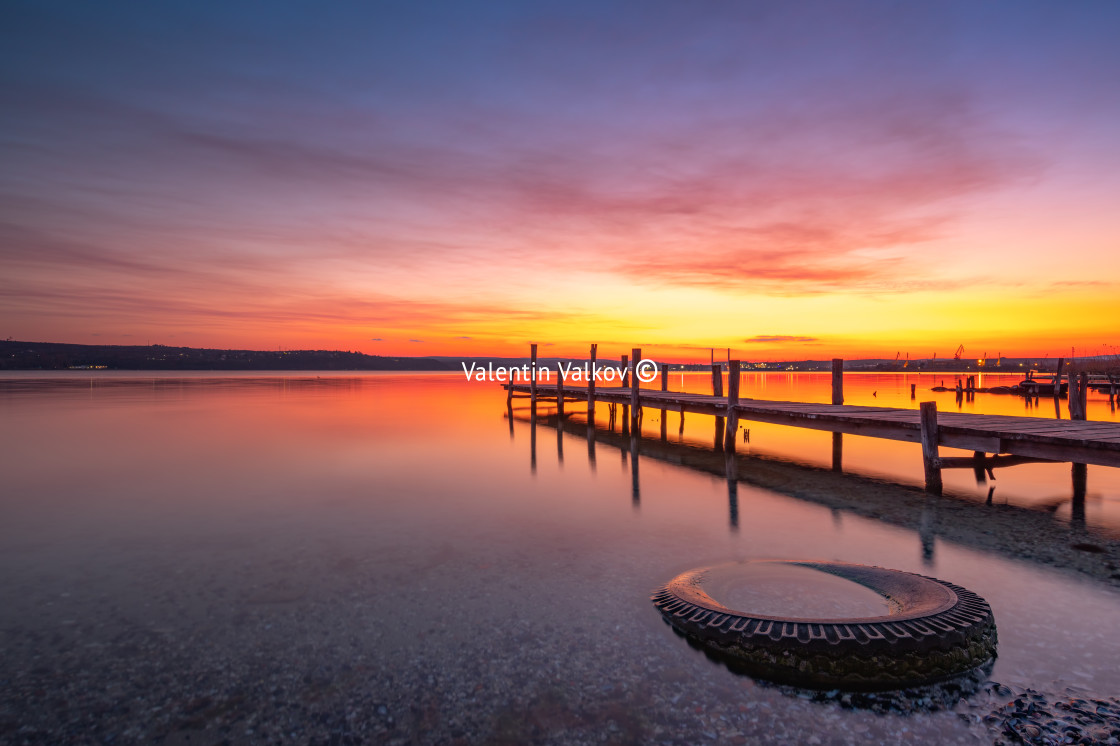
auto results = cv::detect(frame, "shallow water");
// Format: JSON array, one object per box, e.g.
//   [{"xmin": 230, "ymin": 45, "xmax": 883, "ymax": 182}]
[
  {"xmin": 1, "ymin": 371, "xmax": 1118, "ymax": 744},
  {"xmin": 689, "ymin": 563, "xmax": 892, "ymax": 619}
]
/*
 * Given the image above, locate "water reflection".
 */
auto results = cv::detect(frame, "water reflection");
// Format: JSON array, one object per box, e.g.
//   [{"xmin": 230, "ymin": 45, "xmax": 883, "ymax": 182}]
[
  {"xmin": 631, "ymin": 434, "xmax": 640, "ymax": 508},
  {"xmin": 2, "ymin": 373, "xmax": 1119, "ymax": 742},
  {"xmin": 514, "ymin": 408, "xmax": 1116, "ymax": 581}
]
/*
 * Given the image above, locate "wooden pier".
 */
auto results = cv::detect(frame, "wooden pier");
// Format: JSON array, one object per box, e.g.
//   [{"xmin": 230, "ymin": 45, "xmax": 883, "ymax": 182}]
[{"xmin": 504, "ymin": 351, "xmax": 1120, "ymax": 496}]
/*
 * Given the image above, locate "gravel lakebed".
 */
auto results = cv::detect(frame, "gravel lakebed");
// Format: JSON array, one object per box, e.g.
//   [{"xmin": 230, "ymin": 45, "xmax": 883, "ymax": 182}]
[{"xmin": 3, "ymin": 518, "xmax": 1119, "ymax": 746}]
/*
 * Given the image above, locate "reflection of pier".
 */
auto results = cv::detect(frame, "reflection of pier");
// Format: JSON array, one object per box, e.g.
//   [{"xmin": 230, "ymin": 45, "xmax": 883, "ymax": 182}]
[
  {"xmin": 507, "ymin": 406, "xmax": 1117, "ymax": 584},
  {"xmin": 506, "ymin": 346, "xmax": 1120, "ymax": 498}
]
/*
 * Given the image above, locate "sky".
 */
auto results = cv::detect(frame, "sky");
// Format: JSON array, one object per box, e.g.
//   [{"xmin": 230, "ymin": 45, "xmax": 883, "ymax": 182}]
[{"xmin": 2, "ymin": 0, "xmax": 1119, "ymax": 361}]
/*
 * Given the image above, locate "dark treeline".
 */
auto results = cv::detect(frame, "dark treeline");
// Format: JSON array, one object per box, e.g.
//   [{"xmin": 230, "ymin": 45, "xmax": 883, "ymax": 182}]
[{"xmin": 0, "ymin": 341, "xmax": 454, "ymax": 371}]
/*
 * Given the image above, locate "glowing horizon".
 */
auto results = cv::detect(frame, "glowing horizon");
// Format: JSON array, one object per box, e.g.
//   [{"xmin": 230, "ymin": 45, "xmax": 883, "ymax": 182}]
[{"xmin": 3, "ymin": 2, "xmax": 1119, "ymax": 362}]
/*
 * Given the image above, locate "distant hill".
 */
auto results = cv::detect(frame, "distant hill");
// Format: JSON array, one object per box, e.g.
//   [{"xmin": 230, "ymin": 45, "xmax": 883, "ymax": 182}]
[
  {"xmin": 0, "ymin": 341, "xmax": 454, "ymax": 371},
  {"xmin": 1, "ymin": 340, "xmax": 1101, "ymax": 373}
]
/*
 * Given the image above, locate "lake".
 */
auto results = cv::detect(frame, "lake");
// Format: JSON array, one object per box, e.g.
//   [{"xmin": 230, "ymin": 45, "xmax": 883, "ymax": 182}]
[{"xmin": 1, "ymin": 370, "xmax": 1118, "ymax": 744}]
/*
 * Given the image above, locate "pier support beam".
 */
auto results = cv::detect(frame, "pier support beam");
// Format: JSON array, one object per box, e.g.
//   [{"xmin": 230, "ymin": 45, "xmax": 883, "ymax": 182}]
[
  {"xmin": 832, "ymin": 359, "xmax": 844, "ymax": 405},
  {"xmin": 660, "ymin": 363, "xmax": 668, "ymax": 441},
  {"xmin": 832, "ymin": 432, "xmax": 843, "ymax": 472},
  {"xmin": 588, "ymin": 343, "xmax": 597, "ymax": 407},
  {"xmin": 1078, "ymin": 371, "xmax": 1089, "ymax": 420},
  {"xmin": 556, "ymin": 369, "xmax": 564, "ymax": 417},
  {"xmin": 631, "ymin": 347, "xmax": 642, "ymax": 431},
  {"xmin": 919, "ymin": 401, "xmax": 943, "ymax": 496},
  {"xmin": 530, "ymin": 343, "xmax": 537, "ymax": 409},
  {"xmin": 724, "ymin": 360, "xmax": 740, "ymax": 452}
]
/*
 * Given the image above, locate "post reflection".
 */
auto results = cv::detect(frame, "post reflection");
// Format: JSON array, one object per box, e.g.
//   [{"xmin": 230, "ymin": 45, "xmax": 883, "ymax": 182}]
[
  {"xmin": 556, "ymin": 414, "xmax": 564, "ymax": 465},
  {"xmin": 507, "ymin": 391, "xmax": 1115, "ymax": 564},
  {"xmin": 726, "ymin": 450, "xmax": 739, "ymax": 530},
  {"xmin": 1072, "ymin": 463, "xmax": 1087, "ymax": 525},
  {"xmin": 919, "ymin": 498, "xmax": 937, "ymax": 567},
  {"xmin": 587, "ymin": 402, "xmax": 597, "ymax": 471},
  {"xmin": 631, "ymin": 434, "xmax": 640, "ymax": 508},
  {"xmin": 530, "ymin": 400, "xmax": 537, "ymax": 475}
]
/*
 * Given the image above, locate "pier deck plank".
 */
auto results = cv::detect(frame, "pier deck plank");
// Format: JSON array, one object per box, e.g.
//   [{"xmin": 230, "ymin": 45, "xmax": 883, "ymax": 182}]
[{"xmin": 504, "ymin": 383, "xmax": 1120, "ymax": 468}]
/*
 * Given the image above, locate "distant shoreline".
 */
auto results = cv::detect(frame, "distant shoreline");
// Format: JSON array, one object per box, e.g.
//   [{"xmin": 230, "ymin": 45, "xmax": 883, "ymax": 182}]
[{"xmin": 0, "ymin": 339, "xmax": 1100, "ymax": 373}]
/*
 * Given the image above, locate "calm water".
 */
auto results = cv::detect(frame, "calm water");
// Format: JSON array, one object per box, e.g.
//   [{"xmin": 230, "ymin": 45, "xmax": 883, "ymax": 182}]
[{"xmin": 1, "ymin": 371, "xmax": 1118, "ymax": 744}]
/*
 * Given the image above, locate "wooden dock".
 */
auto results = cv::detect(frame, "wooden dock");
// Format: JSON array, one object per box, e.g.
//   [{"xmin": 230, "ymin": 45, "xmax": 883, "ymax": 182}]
[{"xmin": 502, "ymin": 349, "xmax": 1120, "ymax": 495}]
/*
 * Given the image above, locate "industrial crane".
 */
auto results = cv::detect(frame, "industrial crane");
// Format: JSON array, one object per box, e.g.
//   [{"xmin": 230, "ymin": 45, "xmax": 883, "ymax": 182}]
[{"xmin": 953, "ymin": 345, "xmax": 964, "ymax": 360}]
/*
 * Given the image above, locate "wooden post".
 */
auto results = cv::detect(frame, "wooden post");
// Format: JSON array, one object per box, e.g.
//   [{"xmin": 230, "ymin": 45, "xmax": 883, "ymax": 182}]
[
  {"xmin": 1054, "ymin": 357, "xmax": 1065, "ymax": 399},
  {"xmin": 724, "ymin": 360, "xmax": 740, "ymax": 452},
  {"xmin": 660, "ymin": 363, "xmax": 668, "ymax": 441},
  {"xmin": 1068, "ymin": 369, "xmax": 1083, "ymax": 420},
  {"xmin": 831, "ymin": 359, "xmax": 843, "ymax": 405},
  {"xmin": 556, "ymin": 367, "xmax": 564, "ymax": 417},
  {"xmin": 620, "ymin": 354, "xmax": 629, "ymax": 388},
  {"xmin": 919, "ymin": 401, "xmax": 943, "ymax": 496},
  {"xmin": 588, "ymin": 343, "xmax": 597, "ymax": 405},
  {"xmin": 831, "ymin": 432, "xmax": 843, "ymax": 472},
  {"xmin": 530, "ymin": 343, "xmax": 538, "ymax": 409},
  {"xmin": 1079, "ymin": 371, "xmax": 1089, "ymax": 420},
  {"xmin": 910, "ymin": 383, "xmax": 916, "ymax": 399},
  {"xmin": 972, "ymin": 451, "xmax": 987, "ymax": 486},
  {"xmin": 631, "ymin": 347, "xmax": 641, "ymax": 430},
  {"xmin": 713, "ymin": 363, "xmax": 725, "ymax": 445}
]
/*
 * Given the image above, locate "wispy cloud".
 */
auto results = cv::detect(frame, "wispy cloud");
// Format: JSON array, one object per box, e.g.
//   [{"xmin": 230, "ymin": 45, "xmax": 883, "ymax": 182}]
[{"xmin": 745, "ymin": 335, "xmax": 819, "ymax": 344}]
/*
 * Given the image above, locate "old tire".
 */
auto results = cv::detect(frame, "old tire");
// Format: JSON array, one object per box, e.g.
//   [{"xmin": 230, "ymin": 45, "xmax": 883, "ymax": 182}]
[{"xmin": 651, "ymin": 560, "xmax": 997, "ymax": 691}]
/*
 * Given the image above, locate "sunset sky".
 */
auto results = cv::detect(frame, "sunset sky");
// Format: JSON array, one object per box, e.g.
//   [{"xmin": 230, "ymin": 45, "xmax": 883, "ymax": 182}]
[{"xmin": 2, "ymin": 1, "xmax": 1119, "ymax": 361}]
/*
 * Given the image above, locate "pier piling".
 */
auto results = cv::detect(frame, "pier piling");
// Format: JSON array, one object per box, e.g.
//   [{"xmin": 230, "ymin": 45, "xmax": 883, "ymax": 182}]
[
  {"xmin": 631, "ymin": 348, "xmax": 642, "ymax": 430},
  {"xmin": 919, "ymin": 401, "xmax": 943, "ymax": 496},
  {"xmin": 724, "ymin": 360, "xmax": 740, "ymax": 452}
]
